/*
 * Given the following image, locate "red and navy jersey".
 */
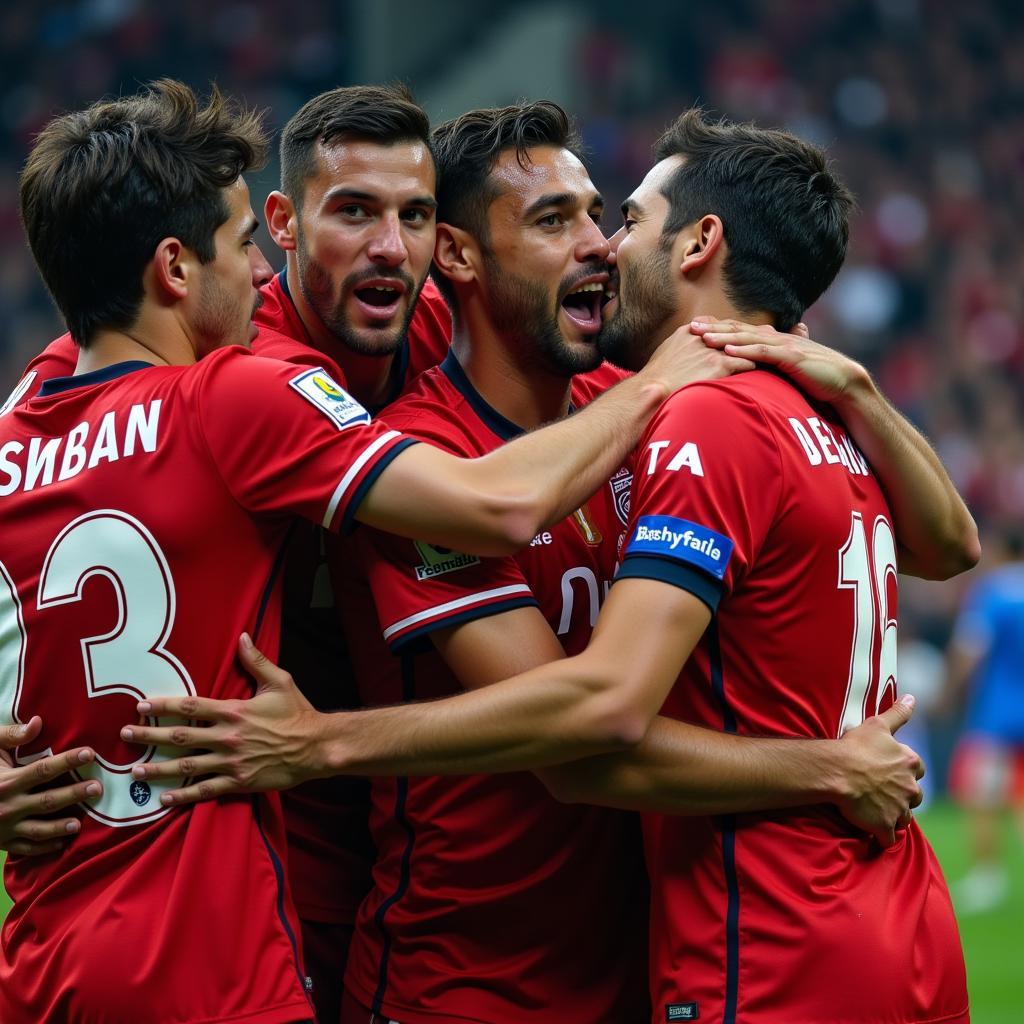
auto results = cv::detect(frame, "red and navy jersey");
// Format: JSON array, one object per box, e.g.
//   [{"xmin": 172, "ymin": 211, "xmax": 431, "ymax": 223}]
[
  {"xmin": 618, "ymin": 370, "xmax": 968, "ymax": 1024},
  {"xmin": 3, "ymin": 270, "xmax": 454, "ymax": 927},
  {"xmin": 266, "ymin": 269, "xmax": 453, "ymax": 922},
  {"xmin": 0, "ymin": 348, "xmax": 414, "ymax": 1024},
  {"xmin": 340, "ymin": 350, "xmax": 648, "ymax": 1024}
]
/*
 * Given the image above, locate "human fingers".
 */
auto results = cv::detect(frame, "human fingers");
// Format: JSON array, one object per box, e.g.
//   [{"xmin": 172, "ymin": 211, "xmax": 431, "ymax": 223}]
[
  {"xmin": 134, "ymin": 694, "xmax": 233, "ymax": 722},
  {"xmin": 2, "ymin": 747, "xmax": 97, "ymax": 796},
  {"xmin": 876, "ymin": 694, "xmax": 916, "ymax": 735},
  {"xmin": 3, "ymin": 837, "xmax": 69, "ymax": 857},
  {"xmin": 0, "ymin": 716, "xmax": 42, "ymax": 751},
  {"xmin": 120, "ymin": 721, "xmax": 213, "ymax": 750},
  {"xmin": 128, "ymin": 751, "xmax": 228, "ymax": 784},
  {"xmin": 8, "ymin": 776, "xmax": 100, "ymax": 823},
  {"xmin": 237, "ymin": 633, "xmax": 297, "ymax": 696},
  {"xmin": 157, "ymin": 775, "xmax": 241, "ymax": 807}
]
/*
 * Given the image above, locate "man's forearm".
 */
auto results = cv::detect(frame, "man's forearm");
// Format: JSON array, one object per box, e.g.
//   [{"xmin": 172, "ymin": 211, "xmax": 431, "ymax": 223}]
[
  {"xmin": 834, "ymin": 374, "xmax": 979, "ymax": 579},
  {"xmin": 312, "ymin": 652, "xmax": 647, "ymax": 778},
  {"xmin": 536, "ymin": 716, "xmax": 852, "ymax": 814}
]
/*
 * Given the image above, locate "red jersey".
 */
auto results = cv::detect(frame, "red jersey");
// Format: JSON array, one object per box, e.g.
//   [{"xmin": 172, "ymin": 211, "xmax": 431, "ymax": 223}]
[
  {"xmin": 340, "ymin": 350, "xmax": 648, "ymax": 1024},
  {"xmin": 4, "ymin": 269, "xmax": 454, "ymax": 928},
  {"xmin": 0, "ymin": 348, "xmax": 414, "ymax": 1024},
  {"xmin": 262, "ymin": 270, "xmax": 453, "ymax": 924},
  {"xmin": 617, "ymin": 371, "xmax": 968, "ymax": 1024}
]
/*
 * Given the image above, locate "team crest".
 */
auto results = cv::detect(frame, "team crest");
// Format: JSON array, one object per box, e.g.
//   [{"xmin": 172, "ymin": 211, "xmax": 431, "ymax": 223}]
[
  {"xmin": 413, "ymin": 540, "xmax": 480, "ymax": 581},
  {"xmin": 129, "ymin": 780, "xmax": 151, "ymax": 807},
  {"xmin": 288, "ymin": 367, "xmax": 370, "ymax": 431},
  {"xmin": 570, "ymin": 503, "xmax": 603, "ymax": 546},
  {"xmin": 608, "ymin": 465, "xmax": 632, "ymax": 526}
]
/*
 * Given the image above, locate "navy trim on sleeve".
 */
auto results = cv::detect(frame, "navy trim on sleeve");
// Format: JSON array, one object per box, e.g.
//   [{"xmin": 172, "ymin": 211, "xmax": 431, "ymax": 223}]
[
  {"xmin": 616, "ymin": 554, "xmax": 725, "ymax": 613},
  {"xmin": 340, "ymin": 436, "xmax": 419, "ymax": 534},
  {"xmin": 387, "ymin": 596, "xmax": 540, "ymax": 654}
]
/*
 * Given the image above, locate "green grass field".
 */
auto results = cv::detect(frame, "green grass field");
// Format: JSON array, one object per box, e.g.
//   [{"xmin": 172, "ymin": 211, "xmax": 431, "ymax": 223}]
[{"xmin": 2, "ymin": 800, "xmax": 1021, "ymax": 1020}]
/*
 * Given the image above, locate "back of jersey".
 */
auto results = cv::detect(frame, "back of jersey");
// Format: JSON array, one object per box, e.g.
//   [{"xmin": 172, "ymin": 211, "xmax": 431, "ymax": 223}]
[
  {"xmin": 0, "ymin": 350, "xmax": 410, "ymax": 1024},
  {"xmin": 621, "ymin": 371, "xmax": 968, "ymax": 1024}
]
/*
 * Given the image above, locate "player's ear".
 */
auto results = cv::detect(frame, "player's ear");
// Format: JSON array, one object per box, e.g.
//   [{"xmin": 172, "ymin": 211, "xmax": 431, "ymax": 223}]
[
  {"xmin": 679, "ymin": 214, "xmax": 725, "ymax": 276},
  {"xmin": 434, "ymin": 222, "xmax": 479, "ymax": 286},
  {"xmin": 265, "ymin": 191, "xmax": 298, "ymax": 251},
  {"xmin": 149, "ymin": 237, "xmax": 190, "ymax": 301}
]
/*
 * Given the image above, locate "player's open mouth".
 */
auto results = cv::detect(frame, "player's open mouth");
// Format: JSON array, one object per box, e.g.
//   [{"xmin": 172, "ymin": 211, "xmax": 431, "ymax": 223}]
[
  {"xmin": 353, "ymin": 281, "xmax": 405, "ymax": 320},
  {"xmin": 560, "ymin": 280, "xmax": 606, "ymax": 335}
]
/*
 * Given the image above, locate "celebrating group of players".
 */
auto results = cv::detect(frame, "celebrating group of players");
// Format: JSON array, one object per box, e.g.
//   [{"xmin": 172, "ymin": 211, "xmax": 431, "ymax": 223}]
[{"xmin": 0, "ymin": 79, "xmax": 981, "ymax": 1023}]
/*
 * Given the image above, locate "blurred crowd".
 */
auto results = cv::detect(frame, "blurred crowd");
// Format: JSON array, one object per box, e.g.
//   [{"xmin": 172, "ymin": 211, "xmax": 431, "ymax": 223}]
[{"xmin": 2, "ymin": 0, "xmax": 1020, "ymax": 652}]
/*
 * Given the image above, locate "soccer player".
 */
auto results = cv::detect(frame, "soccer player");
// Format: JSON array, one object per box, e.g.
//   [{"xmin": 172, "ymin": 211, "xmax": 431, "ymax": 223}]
[
  {"xmin": 2, "ymin": 83, "xmax": 446, "ymax": 1023},
  {"xmin": 337, "ymin": 101, "xmax": 648, "ymax": 1023},
  {"xmin": 945, "ymin": 526, "xmax": 1024, "ymax": 913},
  {"xmin": 0, "ymin": 82, "xmax": 721, "ymax": 1024},
  {"xmin": 135, "ymin": 108, "xmax": 974, "ymax": 1024}
]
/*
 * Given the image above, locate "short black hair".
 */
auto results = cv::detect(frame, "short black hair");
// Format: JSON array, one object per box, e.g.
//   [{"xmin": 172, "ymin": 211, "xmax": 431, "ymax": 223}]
[
  {"xmin": 20, "ymin": 79, "xmax": 267, "ymax": 347},
  {"xmin": 654, "ymin": 109, "xmax": 853, "ymax": 331},
  {"xmin": 280, "ymin": 83, "xmax": 432, "ymax": 210},
  {"xmin": 429, "ymin": 100, "xmax": 583, "ymax": 307}
]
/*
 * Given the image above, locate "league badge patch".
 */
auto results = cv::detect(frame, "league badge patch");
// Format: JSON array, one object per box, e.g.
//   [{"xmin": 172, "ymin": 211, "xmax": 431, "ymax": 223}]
[{"xmin": 288, "ymin": 368, "xmax": 370, "ymax": 431}]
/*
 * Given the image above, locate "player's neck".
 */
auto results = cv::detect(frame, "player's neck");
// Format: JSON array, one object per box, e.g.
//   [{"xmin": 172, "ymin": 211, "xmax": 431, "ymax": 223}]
[
  {"xmin": 687, "ymin": 294, "xmax": 773, "ymax": 328},
  {"xmin": 284, "ymin": 261, "xmax": 398, "ymax": 409},
  {"xmin": 76, "ymin": 321, "xmax": 188, "ymax": 374},
  {"xmin": 335, "ymin": 349, "xmax": 400, "ymax": 410},
  {"xmin": 450, "ymin": 321, "xmax": 572, "ymax": 431}
]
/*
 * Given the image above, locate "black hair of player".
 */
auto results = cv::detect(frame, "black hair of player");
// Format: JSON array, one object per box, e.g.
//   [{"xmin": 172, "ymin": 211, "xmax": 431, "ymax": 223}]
[
  {"xmin": 654, "ymin": 109, "xmax": 854, "ymax": 332},
  {"xmin": 19, "ymin": 79, "xmax": 268, "ymax": 348},
  {"xmin": 429, "ymin": 100, "xmax": 585, "ymax": 310},
  {"xmin": 280, "ymin": 83, "xmax": 433, "ymax": 212}
]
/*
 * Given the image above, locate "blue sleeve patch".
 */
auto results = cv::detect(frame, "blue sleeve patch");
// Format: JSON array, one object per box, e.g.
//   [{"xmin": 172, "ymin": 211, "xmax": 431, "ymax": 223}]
[{"xmin": 624, "ymin": 515, "xmax": 733, "ymax": 580}]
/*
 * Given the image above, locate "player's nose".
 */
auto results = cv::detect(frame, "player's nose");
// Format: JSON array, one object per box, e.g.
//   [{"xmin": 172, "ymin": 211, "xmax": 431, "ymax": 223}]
[
  {"xmin": 249, "ymin": 243, "xmax": 274, "ymax": 287},
  {"xmin": 367, "ymin": 212, "xmax": 408, "ymax": 266},
  {"xmin": 576, "ymin": 218, "xmax": 611, "ymax": 265}
]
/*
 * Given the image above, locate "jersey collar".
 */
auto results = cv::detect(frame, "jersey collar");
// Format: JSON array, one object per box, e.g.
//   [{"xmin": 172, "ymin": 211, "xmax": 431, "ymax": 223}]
[
  {"xmin": 439, "ymin": 350, "xmax": 525, "ymax": 440},
  {"xmin": 278, "ymin": 267, "xmax": 411, "ymax": 413},
  {"xmin": 37, "ymin": 361, "xmax": 156, "ymax": 397}
]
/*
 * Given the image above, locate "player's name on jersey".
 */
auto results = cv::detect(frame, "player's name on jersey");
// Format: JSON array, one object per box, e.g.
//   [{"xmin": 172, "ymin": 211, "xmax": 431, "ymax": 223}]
[
  {"xmin": 787, "ymin": 415, "xmax": 869, "ymax": 476},
  {"xmin": 0, "ymin": 400, "xmax": 160, "ymax": 496}
]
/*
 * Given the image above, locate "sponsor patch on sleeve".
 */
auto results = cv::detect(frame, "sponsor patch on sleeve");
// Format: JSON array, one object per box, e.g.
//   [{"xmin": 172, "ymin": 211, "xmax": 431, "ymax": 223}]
[
  {"xmin": 288, "ymin": 368, "xmax": 370, "ymax": 431},
  {"xmin": 413, "ymin": 540, "xmax": 480, "ymax": 580},
  {"xmin": 625, "ymin": 515, "xmax": 733, "ymax": 580}
]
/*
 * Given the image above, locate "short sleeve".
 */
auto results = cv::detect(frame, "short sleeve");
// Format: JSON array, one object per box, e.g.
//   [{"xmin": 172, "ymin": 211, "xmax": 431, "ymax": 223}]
[
  {"xmin": 197, "ymin": 352, "xmax": 417, "ymax": 531},
  {"xmin": 617, "ymin": 383, "xmax": 783, "ymax": 612},
  {"xmin": 356, "ymin": 525, "xmax": 537, "ymax": 652}
]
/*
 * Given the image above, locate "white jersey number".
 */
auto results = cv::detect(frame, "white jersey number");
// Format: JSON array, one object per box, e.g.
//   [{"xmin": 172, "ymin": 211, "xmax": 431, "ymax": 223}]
[
  {"xmin": 837, "ymin": 511, "xmax": 898, "ymax": 735},
  {"xmin": 0, "ymin": 510, "xmax": 196, "ymax": 826}
]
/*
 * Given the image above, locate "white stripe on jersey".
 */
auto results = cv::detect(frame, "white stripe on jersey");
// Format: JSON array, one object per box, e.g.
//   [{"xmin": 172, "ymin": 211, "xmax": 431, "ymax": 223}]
[
  {"xmin": 322, "ymin": 430, "xmax": 403, "ymax": 528},
  {"xmin": 0, "ymin": 372, "xmax": 37, "ymax": 416},
  {"xmin": 382, "ymin": 584, "xmax": 534, "ymax": 641}
]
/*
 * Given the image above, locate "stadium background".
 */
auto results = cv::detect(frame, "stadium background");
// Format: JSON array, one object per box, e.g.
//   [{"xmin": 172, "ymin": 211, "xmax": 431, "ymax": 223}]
[{"xmin": 0, "ymin": 0, "xmax": 1021, "ymax": 1019}]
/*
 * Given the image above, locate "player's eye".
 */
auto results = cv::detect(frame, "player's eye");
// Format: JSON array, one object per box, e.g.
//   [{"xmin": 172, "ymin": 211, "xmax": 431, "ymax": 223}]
[
  {"xmin": 401, "ymin": 207, "xmax": 433, "ymax": 225},
  {"xmin": 589, "ymin": 211, "xmax": 604, "ymax": 226},
  {"xmin": 339, "ymin": 204, "xmax": 371, "ymax": 220},
  {"xmin": 623, "ymin": 216, "xmax": 637, "ymax": 232},
  {"xmin": 537, "ymin": 213, "xmax": 564, "ymax": 228}
]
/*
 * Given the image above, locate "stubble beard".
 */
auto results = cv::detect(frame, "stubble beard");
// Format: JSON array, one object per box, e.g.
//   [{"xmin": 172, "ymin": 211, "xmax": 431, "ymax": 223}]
[
  {"xmin": 484, "ymin": 251, "xmax": 603, "ymax": 378},
  {"xmin": 296, "ymin": 243, "xmax": 423, "ymax": 359},
  {"xmin": 598, "ymin": 242, "xmax": 678, "ymax": 372}
]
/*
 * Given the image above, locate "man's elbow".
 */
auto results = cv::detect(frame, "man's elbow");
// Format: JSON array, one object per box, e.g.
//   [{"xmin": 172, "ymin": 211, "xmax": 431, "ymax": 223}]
[{"xmin": 929, "ymin": 523, "xmax": 982, "ymax": 581}]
